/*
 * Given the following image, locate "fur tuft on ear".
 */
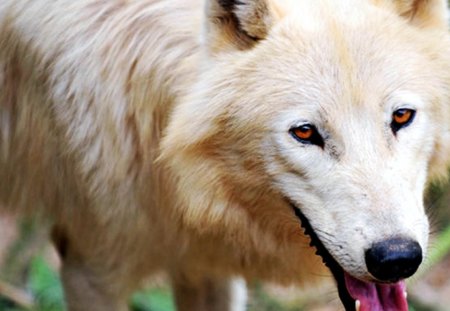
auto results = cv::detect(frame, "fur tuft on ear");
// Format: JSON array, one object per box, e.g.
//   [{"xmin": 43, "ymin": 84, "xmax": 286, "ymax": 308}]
[
  {"xmin": 381, "ymin": 0, "xmax": 449, "ymax": 29},
  {"xmin": 205, "ymin": 0, "xmax": 280, "ymax": 52}
]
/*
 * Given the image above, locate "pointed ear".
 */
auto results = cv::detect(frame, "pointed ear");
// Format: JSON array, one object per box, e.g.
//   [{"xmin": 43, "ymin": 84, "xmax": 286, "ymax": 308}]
[
  {"xmin": 204, "ymin": 0, "xmax": 282, "ymax": 52},
  {"xmin": 385, "ymin": 0, "xmax": 449, "ymax": 29}
]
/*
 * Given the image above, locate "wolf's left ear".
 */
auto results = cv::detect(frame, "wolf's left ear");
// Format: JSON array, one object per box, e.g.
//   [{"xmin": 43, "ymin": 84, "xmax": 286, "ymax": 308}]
[
  {"xmin": 385, "ymin": 0, "xmax": 448, "ymax": 29},
  {"xmin": 204, "ymin": 0, "xmax": 282, "ymax": 52}
]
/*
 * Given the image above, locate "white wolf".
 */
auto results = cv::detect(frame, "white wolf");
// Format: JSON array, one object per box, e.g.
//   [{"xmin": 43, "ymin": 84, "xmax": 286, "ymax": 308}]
[{"xmin": 0, "ymin": 0, "xmax": 449, "ymax": 310}]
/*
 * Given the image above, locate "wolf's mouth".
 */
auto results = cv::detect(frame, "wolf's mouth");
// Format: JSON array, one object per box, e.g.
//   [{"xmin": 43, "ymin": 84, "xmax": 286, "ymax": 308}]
[{"xmin": 291, "ymin": 204, "xmax": 408, "ymax": 311}]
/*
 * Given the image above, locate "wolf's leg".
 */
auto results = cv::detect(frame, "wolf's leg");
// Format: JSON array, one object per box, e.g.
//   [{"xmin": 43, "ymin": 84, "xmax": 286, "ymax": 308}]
[
  {"xmin": 52, "ymin": 229, "xmax": 129, "ymax": 311},
  {"xmin": 60, "ymin": 262, "xmax": 129, "ymax": 311},
  {"xmin": 172, "ymin": 275, "xmax": 247, "ymax": 311}
]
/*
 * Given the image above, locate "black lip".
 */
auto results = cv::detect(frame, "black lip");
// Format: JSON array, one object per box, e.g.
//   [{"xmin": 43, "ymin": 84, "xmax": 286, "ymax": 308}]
[{"xmin": 290, "ymin": 204, "xmax": 355, "ymax": 311}]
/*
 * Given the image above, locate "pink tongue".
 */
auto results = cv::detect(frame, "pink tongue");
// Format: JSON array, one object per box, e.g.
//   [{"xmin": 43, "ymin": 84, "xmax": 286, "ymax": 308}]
[{"xmin": 344, "ymin": 272, "xmax": 408, "ymax": 311}]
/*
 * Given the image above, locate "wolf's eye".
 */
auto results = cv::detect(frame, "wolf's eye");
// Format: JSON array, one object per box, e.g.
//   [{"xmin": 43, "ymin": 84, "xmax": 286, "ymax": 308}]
[
  {"xmin": 290, "ymin": 124, "xmax": 324, "ymax": 148},
  {"xmin": 391, "ymin": 108, "xmax": 416, "ymax": 134}
]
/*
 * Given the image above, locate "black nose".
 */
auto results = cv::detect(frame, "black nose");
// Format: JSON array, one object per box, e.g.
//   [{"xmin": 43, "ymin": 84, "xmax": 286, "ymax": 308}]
[{"xmin": 365, "ymin": 237, "xmax": 422, "ymax": 282}]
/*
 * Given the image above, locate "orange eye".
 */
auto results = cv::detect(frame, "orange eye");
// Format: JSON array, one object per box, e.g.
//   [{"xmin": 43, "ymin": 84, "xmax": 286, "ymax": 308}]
[
  {"xmin": 290, "ymin": 124, "xmax": 324, "ymax": 148},
  {"xmin": 391, "ymin": 108, "xmax": 416, "ymax": 133},
  {"xmin": 293, "ymin": 125, "xmax": 314, "ymax": 140},
  {"xmin": 393, "ymin": 109, "xmax": 413, "ymax": 125}
]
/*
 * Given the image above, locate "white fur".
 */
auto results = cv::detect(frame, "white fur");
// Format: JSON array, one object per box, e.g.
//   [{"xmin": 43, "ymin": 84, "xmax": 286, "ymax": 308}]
[{"xmin": 1, "ymin": 0, "xmax": 450, "ymax": 310}]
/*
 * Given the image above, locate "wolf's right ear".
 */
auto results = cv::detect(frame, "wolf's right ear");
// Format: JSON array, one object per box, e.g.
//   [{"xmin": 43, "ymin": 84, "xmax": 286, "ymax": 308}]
[
  {"xmin": 382, "ymin": 0, "xmax": 449, "ymax": 29},
  {"xmin": 204, "ymin": 0, "xmax": 282, "ymax": 52}
]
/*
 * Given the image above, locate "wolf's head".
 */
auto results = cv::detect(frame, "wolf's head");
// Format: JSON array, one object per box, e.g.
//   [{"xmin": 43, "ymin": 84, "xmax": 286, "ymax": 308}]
[{"xmin": 162, "ymin": 0, "xmax": 450, "ymax": 309}]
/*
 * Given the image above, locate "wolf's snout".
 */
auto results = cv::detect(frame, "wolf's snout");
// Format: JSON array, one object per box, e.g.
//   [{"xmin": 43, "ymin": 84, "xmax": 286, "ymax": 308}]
[{"xmin": 365, "ymin": 237, "xmax": 422, "ymax": 282}]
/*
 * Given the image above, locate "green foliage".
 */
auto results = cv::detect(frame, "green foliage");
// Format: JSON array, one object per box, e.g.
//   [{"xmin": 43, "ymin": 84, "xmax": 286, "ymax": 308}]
[
  {"xmin": 425, "ymin": 226, "xmax": 450, "ymax": 273},
  {"xmin": 28, "ymin": 257, "xmax": 65, "ymax": 311},
  {"xmin": 130, "ymin": 288, "xmax": 175, "ymax": 311}
]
